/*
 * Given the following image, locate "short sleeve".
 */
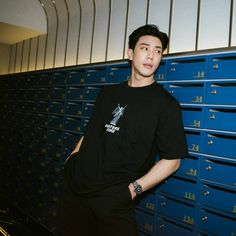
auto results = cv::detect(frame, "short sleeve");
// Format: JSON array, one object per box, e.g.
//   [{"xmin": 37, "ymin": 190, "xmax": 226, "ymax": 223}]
[
  {"xmin": 156, "ymin": 98, "xmax": 188, "ymax": 160},
  {"xmin": 82, "ymin": 88, "xmax": 105, "ymax": 136}
]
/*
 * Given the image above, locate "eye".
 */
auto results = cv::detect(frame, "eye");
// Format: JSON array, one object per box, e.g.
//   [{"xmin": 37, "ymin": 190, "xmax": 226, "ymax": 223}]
[
  {"xmin": 140, "ymin": 46, "xmax": 148, "ymax": 51},
  {"xmin": 153, "ymin": 48, "xmax": 162, "ymax": 54}
]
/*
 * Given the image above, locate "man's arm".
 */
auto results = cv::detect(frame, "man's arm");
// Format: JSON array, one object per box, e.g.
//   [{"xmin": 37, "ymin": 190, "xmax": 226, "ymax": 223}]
[
  {"xmin": 71, "ymin": 136, "xmax": 84, "ymax": 155},
  {"xmin": 128, "ymin": 158, "xmax": 181, "ymax": 199},
  {"xmin": 65, "ymin": 136, "xmax": 84, "ymax": 163}
]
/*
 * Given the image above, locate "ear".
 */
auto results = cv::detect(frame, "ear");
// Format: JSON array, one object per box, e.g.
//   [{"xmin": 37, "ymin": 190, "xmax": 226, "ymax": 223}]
[{"xmin": 127, "ymin": 48, "xmax": 133, "ymax": 60}]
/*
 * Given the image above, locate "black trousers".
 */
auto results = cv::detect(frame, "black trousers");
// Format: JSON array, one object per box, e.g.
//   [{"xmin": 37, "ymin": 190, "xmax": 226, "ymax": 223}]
[{"xmin": 57, "ymin": 182, "xmax": 138, "ymax": 236}]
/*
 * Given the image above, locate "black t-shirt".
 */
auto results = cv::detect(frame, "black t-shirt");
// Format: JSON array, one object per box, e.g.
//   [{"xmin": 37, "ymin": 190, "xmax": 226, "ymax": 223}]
[{"xmin": 65, "ymin": 81, "xmax": 188, "ymax": 195}]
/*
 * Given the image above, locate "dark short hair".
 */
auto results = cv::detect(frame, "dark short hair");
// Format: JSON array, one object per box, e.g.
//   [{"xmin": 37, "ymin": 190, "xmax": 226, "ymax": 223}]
[{"xmin": 128, "ymin": 24, "xmax": 169, "ymax": 51}]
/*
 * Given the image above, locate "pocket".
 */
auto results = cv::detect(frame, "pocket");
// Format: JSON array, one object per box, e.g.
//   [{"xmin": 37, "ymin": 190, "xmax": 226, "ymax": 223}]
[{"xmin": 125, "ymin": 186, "xmax": 133, "ymax": 202}]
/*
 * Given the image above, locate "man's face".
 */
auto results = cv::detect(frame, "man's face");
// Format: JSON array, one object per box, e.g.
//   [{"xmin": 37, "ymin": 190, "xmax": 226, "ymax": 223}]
[{"xmin": 128, "ymin": 35, "xmax": 163, "ymax": 79}]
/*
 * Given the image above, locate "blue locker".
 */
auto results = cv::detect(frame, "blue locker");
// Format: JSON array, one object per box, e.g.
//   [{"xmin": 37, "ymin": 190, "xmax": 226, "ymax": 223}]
[
  {"xmin": 199, "ymin": 182, "xmax": 236, "ymax": 218},
  {"xmin": 174, "ymin": 154, "xmax": 200, "ymax": 180},
  {"xmin": 156, "ymin": 217, "xmax": 193, "ymax": 236},
  {"xmin": 204, "ymin": 106, "xmax": 236, "ymax": 132},
  {"xmin": 34, "ymin": 127, "xmax": 48, "ymax": 142},
  {"xmin": 64, "ymin": 116, "xmax": 82, "ymax": 132},
  {"xmin": 46, "ymin": 144, "xmax": 62, "ymax": 161},
  {"xmin": 49, "ymin": 101, "xmax": 65, "ymax": 114},
  {"xmin": 108, "ymin": 63, "xmax": 131, "ymax": 83},
  {"xmin": 185, "ymin": 130, "xmax": 203, "ymax": 153},
  {"xmin": 35, "ymin": 113, "xmax": 48, "ymax": 127},
  {"xmin": 197, "ymin": 209, "xmax": 236, "ymax": 235},
  {"xmin": 47, "ymin": 129, "xmax": 63, "ymax": 146},
  {"xmin": 203, "ymin": 132, "xmax": 236, "ymax": 158},
  {"xmin": 201, "ymin": 157, "xmax": 236, "ymax": 188},
  {"xmin": 167, "ymin": 82, "xmax": 205, "ymax": 104},
  {"xmin": 154, "ymin": 59, "xmax": 167, "ymax": 81},
  {"xmin": 80, "ymin": 117, "xmax": 90, "ymax": 132},
  {"xmin": 83, "ymin": 102, "xmax": 94, "ymax": 117},
  {"xmin": 66, "ymin": 86, "xmax": 84, "ymax": 100},
  {"xmin": 37, "ymin": 73, "xmax": 52, "ymax": 87},
  {"xmin": 51, "ymin": 72, "xmax": 67, "ymax": 86},
  {"xmin": 25, "ymin": 88, "xmax": 38, "ymax": 100},
  {"xmin": 85, "ymin": 68, "xmax": 107, "ymax": 84},
  {"xmin": 66, "ymin": 86, "xmax": 100, "ymax": 101},
  {"xmin": 62, "ymin": 147, "xmax": 72, "ymax": 161},
  {"xmin": 83, "ymin": 86, "xmax": 100, "ymax": 101},
  {"xmin": 208, "ymin": 53, "xmax": 236, "ymax": 79},
  {"xmin": 181, "ymin": 106, "xmax": 204, "ymax": 128},
  {"xmin": 63, "ymin": 131, "xmax": 81, "ymax": 149},
  {"xmin": 158, "ymin": 177, "xmax": 198, "ymax": 203},
  {"xmin": 65, "ymin": 101, "xmax": 83, "ymax": 116},
  {"xmin": 67, "ymin": 70, "xmax": 86, "ymax": 84},
  {"xmin": 135, "ymin": 209, "xmax": 155, "ymax": 235},
  {"xmin": 158, "ymin": 195, "xmax": 195, "ymax": 227},
  {"xmin": 205, "ymin": 81, "xmax": 236, "ymax": 105},
  {"xmin": 48, "ymin": 114, "xmax": 64, "ymax": 129},
  {"xmin": 167, "ymin": 56, "xmax": 207, "ymax": 81},
  {"xmin": 37, "ymin": 88, "xmax": 51, "ymax": 100},
  {"xmin": 50, "ymin": 87, "xmax": 66, "ymax": 100},
  {"xmin": 136, "ymin": 192, "xmax": 157, "ymax": 213}
]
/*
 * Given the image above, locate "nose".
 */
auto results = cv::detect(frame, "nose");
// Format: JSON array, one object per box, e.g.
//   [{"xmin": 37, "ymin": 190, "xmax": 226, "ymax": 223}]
[{"xmin": 147, "ymin": 49, "xmax": 154, "ymax": 59}]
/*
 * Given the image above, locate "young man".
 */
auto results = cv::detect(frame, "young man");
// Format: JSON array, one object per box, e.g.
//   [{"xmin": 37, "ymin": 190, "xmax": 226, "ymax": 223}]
[{"xmin": 58, "ymin": 25, "xmax": 188, "ymax": 236}]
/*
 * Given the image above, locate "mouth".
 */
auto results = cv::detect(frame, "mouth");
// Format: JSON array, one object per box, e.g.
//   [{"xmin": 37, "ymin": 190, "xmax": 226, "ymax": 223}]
[{"xmin": 143, "ymin": 63, "xmax": 153, "ymax": 69}]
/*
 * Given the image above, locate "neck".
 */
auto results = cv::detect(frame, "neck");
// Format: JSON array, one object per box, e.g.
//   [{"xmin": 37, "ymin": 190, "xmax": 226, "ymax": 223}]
[{"xmin": 128, "ymin": 74, "xmax": 155, "ymax": 87}]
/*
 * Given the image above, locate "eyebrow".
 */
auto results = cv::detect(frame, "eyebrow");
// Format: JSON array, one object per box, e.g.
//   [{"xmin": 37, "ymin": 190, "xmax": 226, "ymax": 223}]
[{"xmin": 139, "ymin": 42, "xmax": 162, "ymax": 49}]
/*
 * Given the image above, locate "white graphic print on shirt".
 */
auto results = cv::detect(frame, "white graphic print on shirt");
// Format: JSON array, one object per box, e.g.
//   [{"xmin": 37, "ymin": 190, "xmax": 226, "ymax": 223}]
[{"xmin": 105, "ymin": 104, "xmax": 127, "ymax": 133}]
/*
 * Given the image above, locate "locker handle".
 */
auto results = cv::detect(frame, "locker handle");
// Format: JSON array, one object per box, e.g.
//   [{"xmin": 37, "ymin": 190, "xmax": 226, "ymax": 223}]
[
  {"xmin": 170, "ymin": 67, "xmax": 176, "ymax": 72},
  {"xmin": 213, "ymin": 63, "xmax": 219, "ymax": 69},
  {"xmin": 210, "ymin": 114, "xmax": 215, "ymax": 120},
  {"xmin": 159, "ymin": 224, "xmax": 165, "ymax": 228},
  {"xmin": 211, "ymin": 89, "xmax": 217, "ymax": 95},
  {"xmin": 201, "ymin": 216, "xmax": 208, "ymax": 221},
  {"xmin": 207, "ymin": 140, "xmax": 214, "ymax": 145},
  {"xmin": 205, "ymin": 165, "xmax": 212, "ymax": 171},
  {"xmin": 160, "ymin": 202, "xmax": 166, "ymax": 206},
  {"xmin": 204, "ymin": 191, "xmax": 210, "ymax": 196}
]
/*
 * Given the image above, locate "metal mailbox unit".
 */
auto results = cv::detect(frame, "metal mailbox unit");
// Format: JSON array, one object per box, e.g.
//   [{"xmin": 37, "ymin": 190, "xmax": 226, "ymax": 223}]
[
  {"xmin": 152, "ymin": 53, "xmax": 236, "ymax": 236},
  {"xmin": 0, "ymin": 52, "xmax": 235, "ymax": 235}
]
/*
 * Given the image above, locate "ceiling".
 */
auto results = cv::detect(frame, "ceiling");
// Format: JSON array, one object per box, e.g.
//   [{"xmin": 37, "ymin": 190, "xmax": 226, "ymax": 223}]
[{"xmin": 0, "ymin": 22, "xmax": 45, "ymax": 45}]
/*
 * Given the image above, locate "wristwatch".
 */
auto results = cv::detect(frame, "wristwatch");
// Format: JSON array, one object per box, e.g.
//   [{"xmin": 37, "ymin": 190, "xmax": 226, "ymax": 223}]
[{"xmin": 132, "ymin": 181, "xmax": 143, "ymax": 195}]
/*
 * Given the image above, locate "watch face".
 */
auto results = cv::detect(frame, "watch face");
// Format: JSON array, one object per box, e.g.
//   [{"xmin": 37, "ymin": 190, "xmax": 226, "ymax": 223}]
[
  {"xmin": 136, "ymin": 185, "xmax": 142, "ymax": 194},
  {"xmin": 133, "ymin": 181, "xmax": 142, "ymax": 195}
]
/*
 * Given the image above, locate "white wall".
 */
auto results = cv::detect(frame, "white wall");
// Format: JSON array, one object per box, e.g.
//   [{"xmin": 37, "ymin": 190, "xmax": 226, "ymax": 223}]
[
  {"xmin": 0, "ymin": 0, "xmax": 47, "ymax": 33},
  {"xmin": 0, "ymin": 43, "xmax": 10, "ymax": 74},
  {"xmin": 1, "ymin": 0, "xmax": 236, "ymax": 75}
]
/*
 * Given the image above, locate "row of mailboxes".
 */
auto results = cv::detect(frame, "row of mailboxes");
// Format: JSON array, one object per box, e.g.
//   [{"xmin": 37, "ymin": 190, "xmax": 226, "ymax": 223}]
[
  {"xmin": 156, "ymin": 195, "xmax": 233, "ymax": 236},
  {"xmin": 158, "ymin": 53, "xmax": 236, "ymax": 81},
  {"xmin": 0, "ymin": 66, "xmax": 129, "ymax": 89},
  {"xmin": 1, "ymin": 53, "xmax": 236, "ymax": 89},
  {"xmin": 164, "ymin": 80, "xmax": 236, "ymax": 105},
  {"xmin": 137, "ymin": 200, "xmax": 236, "ymax": 236},
  {"xmin": 185, "ymin": 129, "xmax": 236, "ymax": 159},
  {"xmin": 1, "ymin": 101, "xmax": 95, "ymax": 119},
  {"xmin": 181, "ymin": 105, "xmax": 236, "ymax": 132},
  {"xmin": 1, "ymin": 85, "xmax": 101, "ymax": 102}
]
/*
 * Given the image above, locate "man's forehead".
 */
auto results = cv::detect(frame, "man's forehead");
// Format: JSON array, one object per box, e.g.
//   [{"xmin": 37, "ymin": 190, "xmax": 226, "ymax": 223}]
[{"xmin": 137, "ymin": 35, "xmax": 162, "ymax": 46}]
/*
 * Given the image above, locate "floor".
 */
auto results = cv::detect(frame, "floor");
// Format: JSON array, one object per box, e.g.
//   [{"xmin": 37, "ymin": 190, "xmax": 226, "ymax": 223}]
[{"xmin": 0, "ymin": 197, "xmax": 55, "ymax": 236}]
